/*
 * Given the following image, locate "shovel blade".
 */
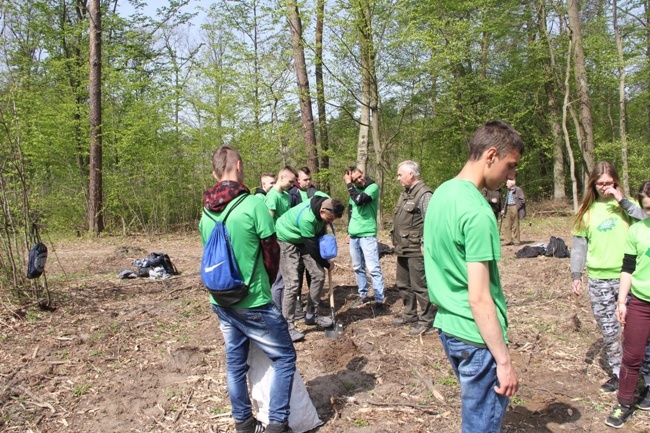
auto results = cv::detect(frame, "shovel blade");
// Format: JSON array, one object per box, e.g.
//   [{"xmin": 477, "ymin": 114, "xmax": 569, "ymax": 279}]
[{"xmin": 324, "ymin": 322, "xmax": 344, "ymax": 339}]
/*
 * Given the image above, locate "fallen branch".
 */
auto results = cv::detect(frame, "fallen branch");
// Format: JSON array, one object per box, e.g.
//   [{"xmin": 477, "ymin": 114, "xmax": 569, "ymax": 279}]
[
  {"xmin": 173, "ymin": 389, "xmax": 194, "ymax": 423},
  {"xmin": 367, "ymin": 401, "xmax": 440, "ymax": 410},
  {"xmin": 14, "ymin": 385, "xmax": 55, "ymax": 413}
]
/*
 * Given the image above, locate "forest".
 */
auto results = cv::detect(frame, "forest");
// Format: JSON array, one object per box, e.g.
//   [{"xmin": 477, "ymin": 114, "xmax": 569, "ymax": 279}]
[{"xmin": 1, "ymin": 0, "xmax": 649, "ymax": 296}]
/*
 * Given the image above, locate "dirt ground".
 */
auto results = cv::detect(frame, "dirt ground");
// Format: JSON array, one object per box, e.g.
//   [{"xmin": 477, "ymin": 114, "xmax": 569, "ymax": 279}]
[{"xmin": 2, "ymin": 207, "xmax": 650, "ymax": 432}]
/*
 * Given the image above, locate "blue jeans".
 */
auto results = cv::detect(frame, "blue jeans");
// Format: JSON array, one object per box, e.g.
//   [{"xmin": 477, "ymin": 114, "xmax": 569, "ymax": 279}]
[
  {"xmin": 349, "ymin": 236, "xmax": 384, "ymax": 303},
  {"xmin": 212, "ymin": 303, "xmax": 296, "ymax": 424},
  {"xmin": 439, "ymin": 331, "xmax": 509, "ymax": 433}
]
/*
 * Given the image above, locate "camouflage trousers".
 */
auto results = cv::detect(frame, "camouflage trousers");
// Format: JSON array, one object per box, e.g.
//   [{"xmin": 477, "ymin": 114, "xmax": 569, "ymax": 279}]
[{"xmin": 588, "ymin": 278, "xmax": 650, "ymax": 377}]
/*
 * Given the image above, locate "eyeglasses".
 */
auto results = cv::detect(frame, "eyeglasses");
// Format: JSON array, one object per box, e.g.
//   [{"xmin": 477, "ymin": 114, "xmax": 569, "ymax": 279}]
[{"xmin": 595, "ymin": 181, "xmax": 615, "ymax": 187}]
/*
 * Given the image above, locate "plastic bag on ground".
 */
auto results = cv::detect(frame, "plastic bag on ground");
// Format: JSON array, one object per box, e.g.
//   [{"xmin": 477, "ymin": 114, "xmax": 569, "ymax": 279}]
[{"xmin": 247, "ymin": 343, "xmax": 322, "ymax": 432}]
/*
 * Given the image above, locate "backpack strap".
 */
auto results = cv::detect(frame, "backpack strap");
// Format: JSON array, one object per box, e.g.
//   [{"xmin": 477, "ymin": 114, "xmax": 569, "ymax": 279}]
[
  {"xmin": 203, "ymin": 193, "xmax": 249, "ymax": 223},
  {"xmin": 295, "ymin": 202, "xmax": 311, "ymax": 225}
]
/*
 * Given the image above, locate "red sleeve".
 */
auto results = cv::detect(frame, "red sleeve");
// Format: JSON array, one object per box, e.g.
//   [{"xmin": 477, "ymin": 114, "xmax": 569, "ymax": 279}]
[{"xmin": 260, "ymin": 234, "xmax": 280, "ymax": 284}]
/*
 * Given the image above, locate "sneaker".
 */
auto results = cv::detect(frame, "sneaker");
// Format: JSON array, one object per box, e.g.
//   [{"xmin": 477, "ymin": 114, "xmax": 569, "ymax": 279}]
[
  {"xmin": 351, "ymin": 296, "xmax": 370, "ymax": 308},
  {"xmin": 288, "ymin": 328, "xmax": 305, "ymax": 342},
  {"xmin": 605, "ymin": 404, "xmax": 633, "ymax": 428},
  {"xmin": 408, "ymin": 325, "xmax": 435, "ymax": 336},
  {"xmin": 235, "ymin": 416, "xmax": 265, "ymax": 433},
  {"xmin": 304, "ymin": 314, "xmax": 333, "ymax": 328},
  {"xmin": 294, "ymin": 303, "xmax": 305, "ymax": 320},
  {"xmin": 372, "ymin": 302, "xmax": 385, "ymax": 315},
  {"xmin": 392, "ymin": 317, "xmax": 416, "ymax": 327},
  {"xmin": 265, "ymin": 421, "xmax": 293, "ymax": 433},
  {"xmin": 637, "ymin": 387, "xmax": 650, "ymax": 410},
  {"xmin": 600, "ymin": 376, "xmax": 619, "ymax": 393}
]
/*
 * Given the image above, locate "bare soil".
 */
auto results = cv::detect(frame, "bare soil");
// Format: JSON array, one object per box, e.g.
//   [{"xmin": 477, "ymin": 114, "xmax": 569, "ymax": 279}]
[{"xmin": 2, "ymin": 210, "xmax": 650, "ymax": 432}]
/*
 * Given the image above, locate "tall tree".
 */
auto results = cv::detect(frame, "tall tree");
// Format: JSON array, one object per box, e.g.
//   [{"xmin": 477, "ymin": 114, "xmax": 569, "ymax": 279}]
[
  {"xmin": 567, "ymin": 0, "xmax": 595, "ymax": 179},
  {"xmin": 88, "ymin": 0, "xmax": 103, "ymax": 233},
  {"xmin": 286, "ymin": 0, "xmax": 318, "ymax": 174},
  {"xmin": 613, "ymin": 0, "xmax": 630, "ymax": 195},
  {"xmin": 315, "ymin": 0, "xmax": 330, "ymax": 192}
]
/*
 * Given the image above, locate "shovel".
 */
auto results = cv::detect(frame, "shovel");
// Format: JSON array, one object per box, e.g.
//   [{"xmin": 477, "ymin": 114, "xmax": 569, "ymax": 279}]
[{"xmin": 324, "ymin": 268, "xmax": 344, "ymax": 338}]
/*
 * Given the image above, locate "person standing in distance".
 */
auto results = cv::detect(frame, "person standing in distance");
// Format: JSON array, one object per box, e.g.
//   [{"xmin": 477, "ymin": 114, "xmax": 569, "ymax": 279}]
[
  {"xmin": 199, "ymin": 146, "xmax": 295, "ymax": 433},
  {"xmin": 423, "ymin": 121, "xmax": 521, "ymax": 433},
  {"xmin": 254, "ymin": 172, "xmax": 276, "ymax": 198},
  {"xmin": 391, "ymin": 160, "xmax": 437, "ymax": 335}
]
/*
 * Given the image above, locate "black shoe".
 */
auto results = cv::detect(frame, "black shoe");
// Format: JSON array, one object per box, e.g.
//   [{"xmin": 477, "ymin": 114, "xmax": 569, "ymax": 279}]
[
  {"xmin": 351, "ymin": 296, "xmax": 370, "ymax": 308},
  {"xmin": 265, "ymin": 421, "xmax": 293, "ymax": 433},
  {"xmin": 372, "ymin": 302, "xmax": 385, "ymax": 315},
  {"xmin": 637, "ymin": 386, "xmax": 650, "ymax": 410},
  {"xmin": 408, "ymin": 325, "xmax": 435, "ymax": 336},
  {"xmin": 304, "ymin": 314, "xmax": 333, "ymax": 328},
  {"xmin": 605, "ymin": 404, "xmax": 633, "ymax": 428},
  {"xmin": 392, "ymin": 317, "xmax": 416, "ymax": 327},
  {"xmin": 235, "ymin": 416, "xmax": 265, "ymax": 433},
  {"xmin": 600, "ymin": 376, "xmax": 619, "ymax": 393}
]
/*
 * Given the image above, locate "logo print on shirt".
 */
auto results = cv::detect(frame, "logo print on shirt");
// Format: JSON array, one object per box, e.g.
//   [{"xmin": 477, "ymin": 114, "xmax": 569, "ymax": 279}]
[
  {"xmin": 205, "ymin": 261, "xmax": 225, "ymax": 272},
  {"xmin": 645, "ymin": 248, "xmax": 650, "ymax": 258},
  {"xmin": 597, "ymin": 218, "xmax": 617, "ymax": 232}
]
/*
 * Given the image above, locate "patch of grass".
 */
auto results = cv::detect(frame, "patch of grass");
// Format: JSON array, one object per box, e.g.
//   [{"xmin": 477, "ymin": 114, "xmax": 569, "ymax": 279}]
[
  {"xmin": 352, "ymin": 418, "xmax": 369, "ymax": 427},
  {"xmin": 439, "ymin": 376, "xmax": 457, "ymax": 387},
  {"xmin": 211, "ymin": 407, "xmax": 229, "ymax": 415},
  {"xmin": 73, "ymin": 384, "xmax": 91, "ymax": 396},
  {"xmin": 511, "ymin": 395, "xmax": 524, "ymax": 405},
  {"xmin": 341, "ymin": 380, "xmax": 356, "ymax": 391},
  {"xmin": 88, "ymin": 349, "xmax": 103, "ymax": 357}
]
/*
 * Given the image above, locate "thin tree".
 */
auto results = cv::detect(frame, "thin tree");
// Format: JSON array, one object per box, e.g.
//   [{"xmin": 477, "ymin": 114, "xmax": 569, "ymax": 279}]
[
  {"xmin": 88, "ymin": 0, "xmax": 103, "ymax": 233},
  {"xmin": 567, "ymin": 0, "xmax": 595, "ymax": 181},
  {"xmin": 315, "ymin": 0, "xmax": 330, "ymax": 193},
  {"xmin": 286, "ymin": 0, "xmax": 318, "ymax": 174},
  {"xmin": 613, "ymin": 0, "xmax": 630, "ymax": 195}
]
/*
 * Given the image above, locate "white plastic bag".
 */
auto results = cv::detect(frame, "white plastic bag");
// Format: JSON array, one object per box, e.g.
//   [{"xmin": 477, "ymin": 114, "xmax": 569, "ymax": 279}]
[{"xmin": 247, "ymin": 343, "xmax": 322, "ymax": 433}]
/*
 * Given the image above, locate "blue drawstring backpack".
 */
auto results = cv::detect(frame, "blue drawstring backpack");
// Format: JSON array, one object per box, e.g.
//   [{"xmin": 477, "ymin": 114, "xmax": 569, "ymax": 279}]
[{"xmin": 201, "ymin": 194, "xmax": 259, "ymax": 307}]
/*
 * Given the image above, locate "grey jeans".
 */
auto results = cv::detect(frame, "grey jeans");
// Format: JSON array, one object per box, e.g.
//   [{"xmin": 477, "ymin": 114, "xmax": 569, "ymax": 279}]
[{"xmin": 279, "ymin": 241, "xmax": 325, "ymax": 326}]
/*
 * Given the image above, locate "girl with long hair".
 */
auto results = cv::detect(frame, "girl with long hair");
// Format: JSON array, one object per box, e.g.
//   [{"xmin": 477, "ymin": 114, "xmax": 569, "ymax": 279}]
[{"xmin": 571, "ymin": 162, "xmax": 650, "ymax": 395}]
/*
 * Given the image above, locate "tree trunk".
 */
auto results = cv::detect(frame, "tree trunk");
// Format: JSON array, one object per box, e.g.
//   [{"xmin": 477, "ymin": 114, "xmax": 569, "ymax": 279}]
[
  {"xmin": 613, "ymin": 0, "xmax": 630, "ymax": 195},
  {"xmin": 286, "ymin": 0, "xmax": 318, "ymax": 175},
  {"xmin": 88, "ymin": 0, "xmax": 103, "ymax": 233},
  {"xmin": 539, "ymin": 2, "xmax": 565, "ymax": 199},
  {"xmin": 562, "ymin": 39, "xmax": 579, "ymax": 213},
  {"xmin": 567, "ymin": 0, "xmax": 595, "ymax": 179},
  {"xmin": 315, "ymin": 0, "xmax": 330, "ymax": 193}
]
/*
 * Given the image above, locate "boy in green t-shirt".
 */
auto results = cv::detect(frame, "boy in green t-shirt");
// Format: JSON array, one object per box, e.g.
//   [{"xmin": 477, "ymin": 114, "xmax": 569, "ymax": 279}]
[
  {"xmin": 199, "ymin": 146, "xmax": 295, "ymax": 433},
  {"xmin": 423, "ymin": 120, "xmax": 522, "ymax": 433}
]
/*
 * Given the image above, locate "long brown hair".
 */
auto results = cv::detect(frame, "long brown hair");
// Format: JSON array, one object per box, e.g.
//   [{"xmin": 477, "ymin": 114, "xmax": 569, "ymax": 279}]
[{"xmin": 574, "ymin": 161, "xmax": 627, "ymax": 231}]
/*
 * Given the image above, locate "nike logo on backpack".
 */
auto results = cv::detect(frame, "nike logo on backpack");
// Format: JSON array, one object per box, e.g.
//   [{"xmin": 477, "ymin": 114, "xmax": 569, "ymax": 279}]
[{"xmin": 205, "ymin": 261, "xmax": 225, "ymax": 272}]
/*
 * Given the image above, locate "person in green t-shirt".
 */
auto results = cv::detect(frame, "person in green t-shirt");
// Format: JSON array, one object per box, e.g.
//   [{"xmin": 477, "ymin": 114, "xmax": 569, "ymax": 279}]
[
  {"xmin": 605, "ymin": 181, "xmax": 650, "ymax": 428},
  {"xmin": 254, "ymin": 172, "xmax": 276, "ymax": 198},
  {"xmin": 199, "ymin": 145, "xmax": 295, "ymax": 433},
  {"xmin": 276, "ymin": 195, "xmax": 345, "ymax": 342},
  {"xmin": 265, "ymin": 166, "xmax": 296, "ymax": 221},
  {"xmin": 570, "ymin": 161, "xmax": 650, "ymax": 395},
  {"xmin": 344, "ymin": 166, "xmax": 385, "ymax": 312},
  {"xmin": 423, "ymin": 120, "xmax": 521, "ymax": 433},
  {"xmin": 264, "ymin": 166, "xmax": 297, "ymax": 312}
]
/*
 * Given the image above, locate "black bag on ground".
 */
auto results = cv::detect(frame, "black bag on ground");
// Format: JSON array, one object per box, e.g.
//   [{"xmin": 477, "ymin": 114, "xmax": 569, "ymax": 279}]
[
  {"xmin": 27, "ymin": 242, "xmax": 48, "ymax": 279},
  {"xmin": 515, "ymin": 245, "xmax": 546, "ymax": 259},
  {"xmin": 146, "ymin": 252, "xmax": 178, "ymax": 275},
  {"xmin": 545, "ymin": 236, "xmax": 570, "ymax": 258}
]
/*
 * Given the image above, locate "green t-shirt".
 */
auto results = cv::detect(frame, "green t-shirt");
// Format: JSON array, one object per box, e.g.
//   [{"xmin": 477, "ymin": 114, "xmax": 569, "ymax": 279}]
[
  {"xmin": 299, "ymin": 189, "xmax": 309, "ymax": 202},
  {"xmin": 423, "ymin": 179, "xmax": 508, "ymax": 345},
  {"xmin": 573, "ymin": 199, "xmax": 631, "ymax": 280},
  {"xmin": 348, "ymin": 183, "xmax": 379, "ymax": 237},
  {"xmin": 625, "ymin": 219, "xmax": 650, "ymax": 302},
  {"xmin": 276, "ymin": 201, "xmax": 324, "ymax": 244},
  {"xmin": 199, "ymin": 194, "xmax": 274, "ymax": 308},
  {"xmin": 264, "ymin": 188, "xmax": 291, "ymax": 221}
]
